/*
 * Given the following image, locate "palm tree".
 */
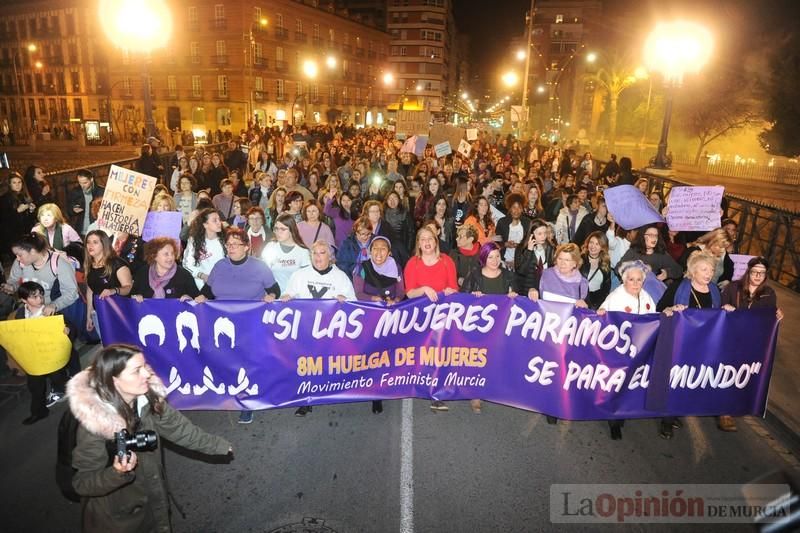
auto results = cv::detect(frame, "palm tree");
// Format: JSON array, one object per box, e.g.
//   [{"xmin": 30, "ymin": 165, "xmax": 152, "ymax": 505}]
[{"xmin": 587, "ymin": 52, "xmax": 643, "ymax": 153}]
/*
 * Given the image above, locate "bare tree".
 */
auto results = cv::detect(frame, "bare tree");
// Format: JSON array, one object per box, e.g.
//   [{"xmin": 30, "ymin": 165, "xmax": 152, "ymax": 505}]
[{"xmin": 676, "ymin": 71, "xmax": 759, "ymax": 164}]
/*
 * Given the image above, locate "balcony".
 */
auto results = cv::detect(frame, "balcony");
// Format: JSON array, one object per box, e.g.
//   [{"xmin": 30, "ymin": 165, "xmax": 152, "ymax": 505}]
[
  {"xmin": 274, "ymin": 60, "xmax": 287, "ymax": 72},
  {"xmin": 215, "ymin": 90, "xmax": 229, "ymax": 100},
  {"xmin": 188, "ymin": 92, "xmax": 203, "ymax": 100},
  {"xmin": 355, "ymin": 48, "xmax": 365, "ymax": 57},
  {"xmin": 275, "ymin": 27, "xmax": 288, "ymax": 39},
  {"xmin": 163, "ymin": 90, "xmax": 178, "ymax": 100},
  {"xmin": 276, "ymin": 94, "xmax": 286, "ymax": 102},
  {"xmin": 253, "ymin": 56, "xmax": 268, "ymax": 70},
  {"xmin": 312, "ymin": 36, "xmax": 321, "ymax": 47},
  {"xmin": 253, "ymin": 90, "xmax": 267, "ymax": 102},
  {"xmin": 213, "ymin": 55, "xmax": 228, "ymax": 66},
  {"xmin": 294, "ymin": 32, "xmax": 307, "ymax": 43},
  {"xmin": 342, "ymin": 44, "xmax": 352, "ymax": 54},
  {"xmin": 187, "ymin": 55, "xmax": 202, "ymax": 66},
  {"xmin": 211, "ymin": 19, "xmax": 227, "ymax": 30},
  {"xmin": 341, "ymin": 98, "xmax": 350, "ymax": 106},
  {"xmin": 328, "ymin": 97, "xmax": 337, "ymax": 106}
]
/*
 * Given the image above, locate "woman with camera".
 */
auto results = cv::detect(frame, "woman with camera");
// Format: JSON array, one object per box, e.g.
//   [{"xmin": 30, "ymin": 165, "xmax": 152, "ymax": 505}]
[{"xmin": 68, "ymin": 344, "xmax": 232, "ymax": 533}]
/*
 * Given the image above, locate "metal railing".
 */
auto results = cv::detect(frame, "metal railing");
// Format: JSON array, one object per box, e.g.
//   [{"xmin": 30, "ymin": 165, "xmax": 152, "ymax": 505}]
[
  {"xmin": 630, "ymin": 167, "xmax": 800, "ymax": 292},
  {"xmin": 42, "ymin": 143, "xmax": 228, "ymax": 217}
]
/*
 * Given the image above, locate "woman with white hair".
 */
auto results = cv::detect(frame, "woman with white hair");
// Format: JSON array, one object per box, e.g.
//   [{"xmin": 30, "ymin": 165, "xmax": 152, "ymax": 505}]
[
  {"xmin": 597, "ymin": 260, "xmax": 658, "ymax": 441},
  {"xmin": 657, "ymin": 250, "xmax": 722, "ymax": 439}
]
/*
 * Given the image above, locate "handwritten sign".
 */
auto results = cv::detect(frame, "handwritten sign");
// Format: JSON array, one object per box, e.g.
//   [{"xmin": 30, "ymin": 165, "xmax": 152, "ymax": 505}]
[
  {"xmin": 434, "ymin": 141, "xmax": 452, "ymax": 158},
  {"xmin": 142, "ymin": 211, "xmax": 183, "ymax": 242},
  {"xmin": 457, "ymin": 139, "xmax": 472, "ymax": 158},
  {"xmin": 395, "ymin": 110, "xmax": 430, "ymax": 137},
  {"xmin": 0, "ymin": 315, "xmax": 71, "ymax": 375},
  {"xmin": 730, "ymin": 254, "xmax": 756, "ymax": 281},
  {"xmin": 98, "ymin": 165, "xmax": 157, "ymax": 236},
  {"xmin": 603, "ymin": 185, "xmax": 664, "ymax": 230},
  {"xmin": 466, "ymin": 129, "xmax": 478, "ymax": 141},
  {"xmin": 666, "ymin": 186, "xmax": 724, "ymax": 231}
]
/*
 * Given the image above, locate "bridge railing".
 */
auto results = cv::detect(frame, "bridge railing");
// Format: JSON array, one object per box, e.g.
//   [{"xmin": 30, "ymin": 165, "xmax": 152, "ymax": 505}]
[{"xmin": 634, "ymin": 169, "xmax": 799, "ymax": 292}]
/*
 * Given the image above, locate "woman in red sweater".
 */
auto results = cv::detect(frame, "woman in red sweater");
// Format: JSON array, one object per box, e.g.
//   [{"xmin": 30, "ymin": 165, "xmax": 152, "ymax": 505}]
[{"xmin": 403, "ymin": 226, "xmax": 458, "ymax": 412}]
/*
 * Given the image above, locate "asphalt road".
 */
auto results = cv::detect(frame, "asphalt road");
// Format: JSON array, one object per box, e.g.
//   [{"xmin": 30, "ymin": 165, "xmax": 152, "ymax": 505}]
[{"xmin": 1, "ymin": 388, "xmax": 798, "ymax": 533}]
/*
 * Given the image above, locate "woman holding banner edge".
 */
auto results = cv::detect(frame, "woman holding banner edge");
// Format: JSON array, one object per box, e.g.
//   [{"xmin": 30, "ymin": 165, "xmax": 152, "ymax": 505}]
[{"xmin": 404, "ymin": 225, "xmax": 458, "ymax": 412}]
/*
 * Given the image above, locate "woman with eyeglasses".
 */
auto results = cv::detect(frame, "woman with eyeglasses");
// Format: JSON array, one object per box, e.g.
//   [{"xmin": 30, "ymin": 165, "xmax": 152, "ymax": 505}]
[
  {"xmin": 261, "ymin": 213, "xmax": 310, "ymax": 294},
  {"xmin": 619, "ymin": 224, "xmax": 682, "ymax": 283},
  {"xmin": 717, "ymin": 256, "xmax": 785, "ymax": 432}
]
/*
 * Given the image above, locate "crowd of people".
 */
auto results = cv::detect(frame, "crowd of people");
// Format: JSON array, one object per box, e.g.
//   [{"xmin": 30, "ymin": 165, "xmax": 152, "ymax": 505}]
[{"xmin": 0, "ymin": 123, "xmax": 784, "ymax": 443}]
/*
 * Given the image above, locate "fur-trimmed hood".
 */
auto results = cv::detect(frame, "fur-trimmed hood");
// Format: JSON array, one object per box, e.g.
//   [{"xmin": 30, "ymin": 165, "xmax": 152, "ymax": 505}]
[{"xmin": 66, "ymin": 368, "xmax": 168, "ymax": 440}]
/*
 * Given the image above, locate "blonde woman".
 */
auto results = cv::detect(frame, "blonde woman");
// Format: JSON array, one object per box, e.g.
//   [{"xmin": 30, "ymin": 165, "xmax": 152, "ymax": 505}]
[{"xmin": 32, "ymin": 203, "xmax": 81, "ymax": 251}]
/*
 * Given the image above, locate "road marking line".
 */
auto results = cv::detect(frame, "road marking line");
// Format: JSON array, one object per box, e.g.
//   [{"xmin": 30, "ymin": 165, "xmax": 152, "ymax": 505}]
[{"xmin": 400, "ymin": 398, "xmax": 414, "ymax": 533}]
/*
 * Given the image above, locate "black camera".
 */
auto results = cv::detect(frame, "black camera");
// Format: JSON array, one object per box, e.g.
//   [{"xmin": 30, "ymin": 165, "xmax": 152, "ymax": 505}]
[{"xmin": 114, "ymin": 429, "xmax": 158, "ymax": 459}]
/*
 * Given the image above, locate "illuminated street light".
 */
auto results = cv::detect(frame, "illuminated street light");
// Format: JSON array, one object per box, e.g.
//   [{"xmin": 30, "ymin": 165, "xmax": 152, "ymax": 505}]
[
  {"xmin": 501, "ymin": 71, "xmax": 519, "ymax": 87},
  {"xmin": 516, "ymin": 49, "xmax": 526, "ymax": 61},
  {"xmin": 98, "ymin": 0, "xmax": 173, "ymax": 51},
  {"xmin": 644, "ymin": 20, "xmax": 713, "ymax": 170},
  {"xmin": 99, "ymin": 0, "xmax": 173, "ymax": 140},
  {"xmin": 461, "ymin": 92, "xmax": 468, "ymax": 99},
  {"xmin": 382, "ymin": 72, "xmax": 394, "ymax": 85},
  {"xmin": 326, "ymin": 55, "xmax": 337, "ymax": 69},
  {"xmin": 302, "ymin": 59, "xmax": 318, "ymax": 78},
  {"xmin": 34, "ymin": 60, "xmax": 43, "ymax": 69},
  {"xmin": 415, "ymin": 84, "xmax": 423, "ymax": 91},
  {"xmin": 586, "ymin": 52, "xmax": 598, "ymax": 63},
  {"xmin": 536, "ymin": 85, "xmax": 545, "ymax": 94},
  {"xmin": 259, "ymin": 17, "xmax": 268, "ymax": 27},
  {"xmin": 27, "ymin": 43, "xmax": 37, "ymax": 52}
]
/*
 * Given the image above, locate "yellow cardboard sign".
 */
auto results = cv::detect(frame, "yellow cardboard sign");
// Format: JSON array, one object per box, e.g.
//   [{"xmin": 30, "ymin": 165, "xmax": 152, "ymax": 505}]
[{"xmin": 0, "ymin": 315, "xmax": 71, "ymax": 376}]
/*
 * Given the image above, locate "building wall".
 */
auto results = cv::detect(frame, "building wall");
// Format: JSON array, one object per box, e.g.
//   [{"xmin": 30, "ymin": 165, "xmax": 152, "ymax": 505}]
[
  {"xmin": 0, "ymin": 0, "xmax": 110, "ymax": 139},
  {"xmin": 0, "ymin": 0, "xmax": 392, "ymax": 142},
  {"xmin": 531, "ymin": 0, "xmax": 603, "ymax": 139},
  {"xmin": 386, "ymin": 0, "xmax": 457, "ymax": 115}
]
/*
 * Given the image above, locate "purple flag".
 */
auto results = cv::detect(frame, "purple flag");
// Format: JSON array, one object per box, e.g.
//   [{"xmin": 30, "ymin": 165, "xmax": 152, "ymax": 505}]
[
  {"xmin": 142, "ymin": 211, "xmax": 183, "ymax": 242},
  {"xmin": 604, "ymin": 185, "xmax": 664, "ymax": 230}
]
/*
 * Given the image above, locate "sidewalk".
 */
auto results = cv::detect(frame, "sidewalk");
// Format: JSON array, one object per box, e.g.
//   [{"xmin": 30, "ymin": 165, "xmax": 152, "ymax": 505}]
[{"xmin": 767, "ymin": 282, "xmax": 800, "ymax": 436}]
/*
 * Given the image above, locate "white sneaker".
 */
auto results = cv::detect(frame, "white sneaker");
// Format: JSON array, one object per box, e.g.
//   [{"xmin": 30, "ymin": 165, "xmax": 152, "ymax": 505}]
[{"xmin": 46, "ymin": 392, "xmax": 65, "ymax": 408}]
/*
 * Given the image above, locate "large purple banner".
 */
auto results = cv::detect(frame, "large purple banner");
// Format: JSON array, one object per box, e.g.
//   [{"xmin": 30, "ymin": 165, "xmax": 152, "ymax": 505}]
[{"xmin": 95, "ymin": 294, "xmax": 779, "ymax": 419}]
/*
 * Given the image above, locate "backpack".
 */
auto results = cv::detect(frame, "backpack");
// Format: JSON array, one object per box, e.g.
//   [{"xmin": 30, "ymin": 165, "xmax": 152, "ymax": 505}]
[
  {"xmin": 55, "ymin": 409, "xmax": 81, "ymax": 502},
  {"xmin": 48, "ymin": 251, "xmax": 94, "ymax": 342}
]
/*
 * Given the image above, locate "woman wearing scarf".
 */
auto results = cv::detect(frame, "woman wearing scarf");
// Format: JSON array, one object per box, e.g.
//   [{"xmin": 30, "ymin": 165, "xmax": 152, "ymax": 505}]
[
  {"xmin": 32, "ymin": 203, "xmax": 81, "ymax": 252},
  {"xmin": 335, "ymin": 217, "xmax": 373, "ymax": 280},
  {"xmin": 449, "ymin": 224, "xmax": 481, "ymax": 288},
  {"xmin": 353, "ymin": 236, "xmax": 405, "ymax": 304},
  {"xmin": 131, "ymin": 237, "xmax": 200, "ymax": 301},
  {"xmin": 353, "ymin": 236, "xmax": 405, "ymax": 415},
  {"xmin": 538, "ymin": 242, "xmax": 589, "ymax": 426}
]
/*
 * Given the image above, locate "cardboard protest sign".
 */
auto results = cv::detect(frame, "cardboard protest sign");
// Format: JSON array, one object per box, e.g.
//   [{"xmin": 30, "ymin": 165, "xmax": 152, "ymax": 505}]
[
  {"xmin": 395, "ymin": 110, "xmax": 430, "ymax": 136},
  {"xmin": 434, "ymin": 141, "xmax": 452, "ymax": 158},
  {"xmin": 730, "ymin": 254, "xmax": 756, "ymax": 281},
  {"xmin": 666, "ymin": 186, "xmax": 724, "ymax": 231},
  {"xmin": 428, "ymin": 124, "xmax": 464, "ymax": 151},
  {"xmin": 142, "ymin": 211, "xmax": 183, "ymax": 242},
  {"xmin": 457, "ymin": 139, "xmax": 472, "ymax": 157},
  {"xmin": 603, "ymin": 185, "xmax": 664, "ymax": 230},
  {"xmin": 0, "ymin": 315, "xmax": 71, "ymax": 376},
  {"xmin": 98, "ymin": 165, "xmax": 157, "ymax": 236},
  {"xmin": 466, "ymin": 129, "xmax": 478, "ymax": 141}
]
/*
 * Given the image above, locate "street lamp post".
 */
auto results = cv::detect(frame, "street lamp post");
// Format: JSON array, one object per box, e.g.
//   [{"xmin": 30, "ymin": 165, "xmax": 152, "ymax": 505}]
[
  {"xmin": 99, "ymin": 0, "xmax": 173, "ymax": 141},
  {"xmin": 644, "ymin": 21, "xmax": 713, "ymax": 170}
]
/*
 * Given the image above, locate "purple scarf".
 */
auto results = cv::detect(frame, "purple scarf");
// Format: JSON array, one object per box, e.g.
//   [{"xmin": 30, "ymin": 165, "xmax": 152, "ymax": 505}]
[{"xmin": 149, "ymin": 263, "xmax": 177, "ymax": 298}]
